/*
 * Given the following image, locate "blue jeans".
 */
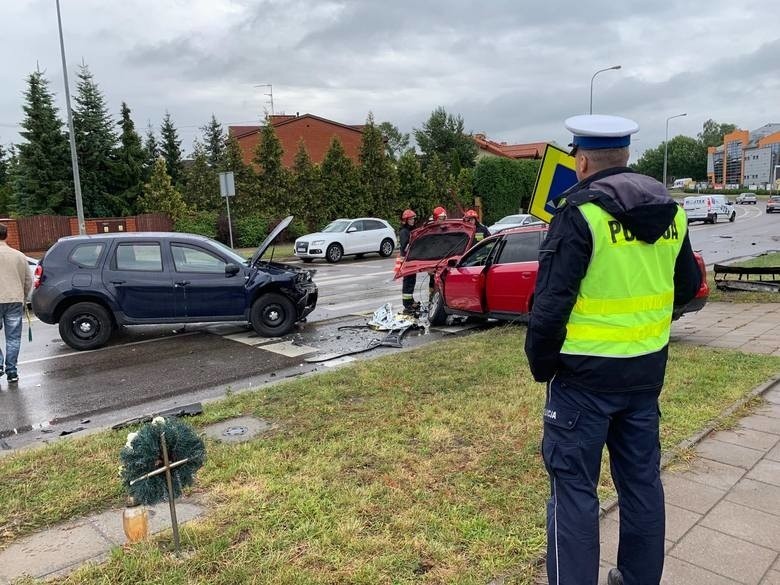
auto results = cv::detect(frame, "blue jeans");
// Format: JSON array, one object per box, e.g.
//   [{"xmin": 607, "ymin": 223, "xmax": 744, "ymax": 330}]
[
  {"xmin": 542, "ymin": 378, "xmax": 664, "ymax": 585},
  {"xmin": 0, "ymin": 303, "xmax": 24, "ymax": 376}
]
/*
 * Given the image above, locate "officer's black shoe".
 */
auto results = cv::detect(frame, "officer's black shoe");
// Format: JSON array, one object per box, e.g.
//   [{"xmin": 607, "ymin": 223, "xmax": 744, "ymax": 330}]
[{"xmin": 607, "ymin": 568, "xmax": 624, "ymax": 585}]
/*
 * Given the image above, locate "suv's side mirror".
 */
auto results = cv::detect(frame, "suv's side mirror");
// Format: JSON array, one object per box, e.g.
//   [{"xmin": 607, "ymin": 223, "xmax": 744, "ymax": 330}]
[
  {"xmin": 225, "ymin": 262, "xmax": 241, "ymax": 277},
  {"xmin": 346, "ymin": 226, "xmax": 358, "ymax": 233},
  {"xmin": 447, "ymin": 258, "xmax": 457, "ymax": 267}
]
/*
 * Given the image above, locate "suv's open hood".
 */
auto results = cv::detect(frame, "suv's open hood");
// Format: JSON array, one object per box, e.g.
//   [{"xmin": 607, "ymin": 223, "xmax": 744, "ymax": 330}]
[
  {"xmin": 394, "ymin": 219, "xmax": 475, "ymax": 279},
  {"xmin": 250, "ymin": 216, "xmax": 293, "ymax": 265}
]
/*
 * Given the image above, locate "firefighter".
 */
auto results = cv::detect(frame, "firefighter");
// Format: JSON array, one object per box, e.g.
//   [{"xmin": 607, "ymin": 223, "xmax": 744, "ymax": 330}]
[
  {"xmin": 398, "ymin": 209, "xmax": 419, "ymax": 314},
  {"xmin": 463, "ymin": 209, "xmax": 490, "ymax": 241},
  {"xmin": 430, "ymin": 206, "xmax": 447, "ymax": 222},
  {"xmin": 524, "ymin": 114, "xmax": 701, "ymax": 585}
]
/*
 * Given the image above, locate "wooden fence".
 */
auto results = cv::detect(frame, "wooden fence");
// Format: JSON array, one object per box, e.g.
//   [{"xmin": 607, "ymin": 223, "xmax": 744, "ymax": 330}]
[{"xmin": 16, "ymin": 215, "xmax": 71, "ymax": 252}]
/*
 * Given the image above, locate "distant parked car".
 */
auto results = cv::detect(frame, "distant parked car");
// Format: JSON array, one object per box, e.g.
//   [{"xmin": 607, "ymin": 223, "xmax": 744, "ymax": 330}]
[
  {"xmin": 486, "ymin": 214, "xmax": 544, "ymax": 234},
  {"xmin": 736, "ymin": 193, "xmax": 757, "ymax": 204},
  {"xmin": 294, "ymin": 218, "xmax": 396, "ymax": 263},
  {"xmin": 32, "ymin": 216, "xmax": 317, "ymax": 350},
  {"xmin": 396, "ymin": 223, "xmax": 709, "ymax": 325},
  {"xmin": 767, "ymin": 196, "xmax": 780, "ymax": 213}
]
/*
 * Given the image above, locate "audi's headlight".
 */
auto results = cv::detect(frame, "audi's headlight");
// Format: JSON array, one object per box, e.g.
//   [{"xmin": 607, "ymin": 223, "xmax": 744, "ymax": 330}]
[{"xmin": 312, "ymin": 240, "xmax": 325, "ymax": 246}]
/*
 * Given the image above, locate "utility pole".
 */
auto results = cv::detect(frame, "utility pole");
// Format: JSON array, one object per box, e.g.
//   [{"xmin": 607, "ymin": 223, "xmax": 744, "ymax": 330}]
[
  {"xmin": 56, "ymin": 0, "xmax": 85, "ymax": 234},
  {"xmin": 663, "ymin": 113, "xmax": 687, "ymax": 188}
]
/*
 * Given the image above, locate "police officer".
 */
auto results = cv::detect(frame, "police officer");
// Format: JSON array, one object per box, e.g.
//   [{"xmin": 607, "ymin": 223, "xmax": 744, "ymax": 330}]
[
  {"xmin": 524, "ymin": 115, "xmax": 701, "ymax": 585},
  {"xmin": 463, "ymin": 209, "xmax": 490, "ymax": 241},
  {"xmin": 399, "ymin": 209, "xmax": 419, "ymax": 313}
]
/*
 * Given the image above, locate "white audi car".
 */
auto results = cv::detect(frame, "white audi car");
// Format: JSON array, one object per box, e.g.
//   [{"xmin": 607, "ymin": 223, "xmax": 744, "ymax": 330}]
[{"xmin": 294, "ymin": 218, "xmax": 397, "ymax": 263}]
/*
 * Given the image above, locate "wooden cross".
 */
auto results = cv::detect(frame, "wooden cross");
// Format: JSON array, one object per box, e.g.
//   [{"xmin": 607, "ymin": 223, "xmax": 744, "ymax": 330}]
[{"xmin": 129, "ymin": 431, "xmax": 190, "ymax": 553}]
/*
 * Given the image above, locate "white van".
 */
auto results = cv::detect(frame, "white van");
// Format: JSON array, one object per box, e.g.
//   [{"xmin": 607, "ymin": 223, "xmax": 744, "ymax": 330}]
[
  {"xmin": 682, "ymin": 195, "xmax": 736, "ymax": 224},
  {"xmin": 672, "ymin": 178, "xmax": 693, "ymax": 190}
]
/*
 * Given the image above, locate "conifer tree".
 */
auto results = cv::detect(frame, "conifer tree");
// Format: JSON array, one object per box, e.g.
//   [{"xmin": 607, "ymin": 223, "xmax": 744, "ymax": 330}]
[
  {"xmin": 397, "ymin": 150, "xmax": 432, "ymax": 218},
  {"xmin": 159, "ymin": 111, "xmax": 183, "ymax": 185},
  {"xmin": 321, "ymin": 136, "xmax": 361, "ymax": 220},
  {"xmin": 13, "ymin": 70, "xmax": 73, "ymax": 215},
  {"xmin": 290, "ymin": 139, "xmax": 322, "ymax": 229},
  {"xmin": 0, "ymin": 143, "xmax": 12, "ymax": 216},
  {"xmin": 200, "ymin": 114, "xmax": 225, "ymax": 167},
  {"xmin": 73, "ymin": 64, "xmax": 118, "ymax": 216},
  {"xmin": 220, "ymin": 134, "xmax": 257, "ymax": 215},
  {"xmin": 253, "ymin": 120, "xmax": 290, "ymax": 216},
  {"xmin": 425, "ymin": 153, "xmax": 453, "ymax": 212},
  {"xmin": 113, "ymin": 102, "xmax": 145, "ymax": 214},
  {"xmin": 142, "ymin": 123, "xmax": 158, "ymax": 181},
  {"xmin": 358, "ymin": 112, "xmax": 399, "ymax": 219},
  {"xmin": 183, "ymin": 141, "xmax": 220, "ymax": 211},
  {"xmin": 138, "ymin": 157, "xmax": 187, "ymax": 221}
]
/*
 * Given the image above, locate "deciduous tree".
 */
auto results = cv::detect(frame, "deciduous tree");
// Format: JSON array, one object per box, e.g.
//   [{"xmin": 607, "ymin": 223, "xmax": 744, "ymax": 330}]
[
  {"xmin": 414, "ymin": 107, "xmax": 478, "ymax": 174},
  {"xmin": 138, "ymin": 157, "xmax": 187, "ymax": 221},
  {"xmin": 698, "ymin": 119, "xmax": 737, "ymax": 148},
  {"xmin": 378, "ymin": 121, "xmax": 410, "ymax": 160}
]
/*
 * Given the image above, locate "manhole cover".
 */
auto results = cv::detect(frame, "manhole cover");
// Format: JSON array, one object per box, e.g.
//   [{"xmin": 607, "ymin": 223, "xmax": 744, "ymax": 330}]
[
  {"xmin": 203, "ymin": 416, "xmax": 274, "ymax": 443},
  {"xmin": 223, "ymin": 426, "xmax": 248, "ymax": 437}
]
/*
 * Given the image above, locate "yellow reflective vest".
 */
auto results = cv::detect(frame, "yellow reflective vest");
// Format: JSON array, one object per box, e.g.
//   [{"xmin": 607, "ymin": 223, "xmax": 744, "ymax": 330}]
[{"xmin": 560, "ymin": 203, "xmax": 687, "ymax": 358}]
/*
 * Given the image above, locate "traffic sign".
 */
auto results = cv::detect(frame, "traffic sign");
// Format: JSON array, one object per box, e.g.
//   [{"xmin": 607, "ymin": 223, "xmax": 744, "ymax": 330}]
[
  {"xmin": 219, "ymin": 172, "xmax": 235, "ymax": 197},
  {"xmin": 529, "ymin": 145, "xmax": 577, "ymax": 223}
]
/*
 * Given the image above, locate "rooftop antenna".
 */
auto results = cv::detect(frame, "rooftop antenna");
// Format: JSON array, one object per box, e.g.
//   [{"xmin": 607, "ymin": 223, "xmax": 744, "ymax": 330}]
[{"xmin": 254, "ymin": 83, "xmax": 274, "ymax": 116}]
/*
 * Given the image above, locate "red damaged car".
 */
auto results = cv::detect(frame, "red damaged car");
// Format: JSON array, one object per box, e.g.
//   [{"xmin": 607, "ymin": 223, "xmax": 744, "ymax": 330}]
[{"xmin": 395, "ymin": 221, "xmax": 709, "ymax": 326}]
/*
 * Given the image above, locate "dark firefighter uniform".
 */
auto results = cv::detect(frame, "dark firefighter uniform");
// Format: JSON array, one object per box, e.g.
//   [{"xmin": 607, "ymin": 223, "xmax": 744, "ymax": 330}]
[
  {"xmin": 399, "ymin": 222, "xmax": 416, "ymax": 310},
  {"xmin": 474, "ymin": 221, "xmax": 490, "ymax": 241},
  {"xmin": 524, "ymin": 116, "xmax": 701, "ymax": 585}
]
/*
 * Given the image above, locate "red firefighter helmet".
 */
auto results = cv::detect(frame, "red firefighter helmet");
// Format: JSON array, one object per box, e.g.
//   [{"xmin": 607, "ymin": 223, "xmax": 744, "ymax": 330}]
[
  {"xmin": 401, "ymin": 209, "xmax": 416, "ymax": 220},
  {"xmin": 433, "ymin": 206, "xmax": 447, "ymax": 219},
  {"xmin": 464, "ymin": 209, "xmax": 478, "ymax": 219}
]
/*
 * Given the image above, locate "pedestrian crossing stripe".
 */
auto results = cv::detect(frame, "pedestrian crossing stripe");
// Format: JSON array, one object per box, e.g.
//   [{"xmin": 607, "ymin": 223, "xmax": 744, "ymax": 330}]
[{"xmin": 529, "ymin": 144, "xmax": 578, "ymax": 224}]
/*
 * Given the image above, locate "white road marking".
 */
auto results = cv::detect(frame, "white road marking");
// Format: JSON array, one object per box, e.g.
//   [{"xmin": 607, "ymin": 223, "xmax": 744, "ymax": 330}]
[
  {"xmin": 322, "ymin": 294, "xmax": 398, "ymax": 312},
  {"xmin": 314, "ymin": 270, "xmax": 392, "ymax": 285},
  {"xmin": 261, "ymin": 341, "xmax": 318, "ymax": 357},
  {"xmin": 323, "ymin": 356, "xmax": 357, "ymax": 367},
  {"xmin": 223, "ymin": 331, "xmax": 280, "ymax": 346}
]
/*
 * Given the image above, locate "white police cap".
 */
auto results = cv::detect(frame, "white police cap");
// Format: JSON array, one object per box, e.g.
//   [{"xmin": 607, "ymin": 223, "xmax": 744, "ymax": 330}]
[{"xmin": 565, "ymin": 114, "xmax": 639, "ymax": 150}]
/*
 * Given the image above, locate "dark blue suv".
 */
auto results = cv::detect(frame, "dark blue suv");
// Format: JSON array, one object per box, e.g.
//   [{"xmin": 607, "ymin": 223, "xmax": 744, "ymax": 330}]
[{"xmin": 32, "ymin": 217, "xmax": 317, "ymax": 350}]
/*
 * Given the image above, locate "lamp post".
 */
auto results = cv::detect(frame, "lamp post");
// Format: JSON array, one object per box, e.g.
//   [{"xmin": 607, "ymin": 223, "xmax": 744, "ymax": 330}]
[
  {"xmin": 55, "ymin": 0, "xmax": 85, "ymax": 235},
  {"xmin": 589, "ymin": 65, "xmax": 621, "ymax": 114},
  {"xmin": 663, "ymin": 113, "xmax": 687, "ymax": 188}
]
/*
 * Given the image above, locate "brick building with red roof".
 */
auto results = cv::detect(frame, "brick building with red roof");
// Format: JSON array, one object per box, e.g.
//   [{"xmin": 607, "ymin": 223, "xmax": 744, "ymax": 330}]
[
  {"xmin": 473, "ymin": 133, "xmax": 550, "ymax": 161},
  {"xmin": 229, "ymin": 114, "xmax": 365, "ymax": 169}
]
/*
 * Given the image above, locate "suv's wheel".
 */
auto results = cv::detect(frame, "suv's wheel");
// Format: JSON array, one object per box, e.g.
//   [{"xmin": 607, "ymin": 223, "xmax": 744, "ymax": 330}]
[
  {"xmin": 379, "ymin": 238, "xmax": 394, "ymax": 258},
  {"xmin": 729, "ymin": 211, "xmax": 736, "ymax": 222},
  {"xmin": 325, "ymin": 243, "xmax": 343, "ymax": 263},
  {"xmin": 58, "ymin": 302, "xmax": 114, "ymax": 350},
  {"xmin": 250, "ymin": 293, "xmax": 296, "ymax": 337},
  {"xmin": 429, "ymin": 288, "xmax": 448, "ymax": 326}
]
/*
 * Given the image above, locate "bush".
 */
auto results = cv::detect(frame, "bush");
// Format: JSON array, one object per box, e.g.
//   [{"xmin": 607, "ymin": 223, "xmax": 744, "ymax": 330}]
[
  {"xmin": 174, "ymin": 211, "xmax": 218, "ymax": 238},
  {"xmin": 236, "ymin": 214, "xmax": 270, "ymax": 248},
  {"xmin": 473, "ymin": 157, "xmax": 540, "ymax": 224}
]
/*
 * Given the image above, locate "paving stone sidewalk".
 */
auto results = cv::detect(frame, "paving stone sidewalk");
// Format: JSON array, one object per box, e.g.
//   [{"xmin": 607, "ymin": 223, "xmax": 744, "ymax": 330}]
[
  {"xmin": 598, "ymin": 383, "xmax": 780, "ymax": 584},
  {"xmin": 0, "ymin": 499, "xmax": 203, "ymax": 584}
]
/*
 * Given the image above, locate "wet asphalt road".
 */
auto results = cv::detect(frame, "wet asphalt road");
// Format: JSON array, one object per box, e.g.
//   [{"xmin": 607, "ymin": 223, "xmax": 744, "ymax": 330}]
[
  {"xmin": 686, "ymin": 199, "xmax": 779, "ymax": 264},
  {"xmin": 1, "ymin": 202, "xmax": 777, "ymax": 450},
  {"xmin": 0, "ymin": 255, "xmax": 459, "ymax": 449}
]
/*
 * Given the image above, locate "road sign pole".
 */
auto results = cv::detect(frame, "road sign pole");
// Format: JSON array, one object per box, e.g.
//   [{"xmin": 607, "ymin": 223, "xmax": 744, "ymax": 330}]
[{"xmin": 225, "ymin": 195, "xmax": 234, "ymax": 249}]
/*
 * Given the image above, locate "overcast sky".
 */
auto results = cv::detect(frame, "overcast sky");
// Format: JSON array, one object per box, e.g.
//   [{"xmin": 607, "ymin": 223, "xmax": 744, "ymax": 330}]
[{"xmin": 1, "ymin": 0, "xmax": 779, "ymax": 161}]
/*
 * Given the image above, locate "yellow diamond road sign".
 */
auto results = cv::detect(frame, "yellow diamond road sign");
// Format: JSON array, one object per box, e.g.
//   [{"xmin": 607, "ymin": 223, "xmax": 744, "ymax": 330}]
[{"xmin": 529, "ymin": 144, "xmax": 578, "ymax": 224}]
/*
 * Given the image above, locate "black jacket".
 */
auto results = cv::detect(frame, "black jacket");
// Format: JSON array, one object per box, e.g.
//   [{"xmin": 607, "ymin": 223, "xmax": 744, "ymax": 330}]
[
  {"xmin": 399, "ymin": 224, "xmax": 413, "ymax": 257},
  {"xmin": 524, "ymin": 167, "xmax": 701, "ymax": 393}
]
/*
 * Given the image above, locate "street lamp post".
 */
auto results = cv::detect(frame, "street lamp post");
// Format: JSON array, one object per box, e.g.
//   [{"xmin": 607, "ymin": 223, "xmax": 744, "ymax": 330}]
[
  {"xmin": 589, "ymin": 65, "xmax": 621, "ymax": 114},
  {"xmin": 663, "ymin": 113, "xmax": 687, "ymax": 189},
  {"xmin": 55, "ymin": 0, "xmax": 85, "ymax": 235}
]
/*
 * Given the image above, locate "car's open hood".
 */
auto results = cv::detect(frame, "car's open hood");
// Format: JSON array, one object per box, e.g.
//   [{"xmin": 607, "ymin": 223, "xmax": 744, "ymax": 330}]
[
  {"xmin": 250, "ymin": 215, "xmax": 293, "ymax": 265},
  {"xmin": 394, "ymin": 219, "xmax": 476, "ymax": 279}
]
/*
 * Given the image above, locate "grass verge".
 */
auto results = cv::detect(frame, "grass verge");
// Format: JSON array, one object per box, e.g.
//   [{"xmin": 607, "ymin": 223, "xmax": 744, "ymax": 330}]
[
  {"xmin": 1, "ymin": 329, "xmax": 778, "ymax": 584},
  {"xmin": 706, "ymin": 251, "xmax": 780, "ymax": 303}
]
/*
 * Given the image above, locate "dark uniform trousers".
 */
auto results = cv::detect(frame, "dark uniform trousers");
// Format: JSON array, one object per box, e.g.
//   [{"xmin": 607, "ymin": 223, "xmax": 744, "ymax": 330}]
[
  {"xmin": 543, "ymin": 378, "xmax": 664, "ymax": 585},
  {"xmin": 401, "ymin": 274, "xmax": 416, "ymax": 308}
]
